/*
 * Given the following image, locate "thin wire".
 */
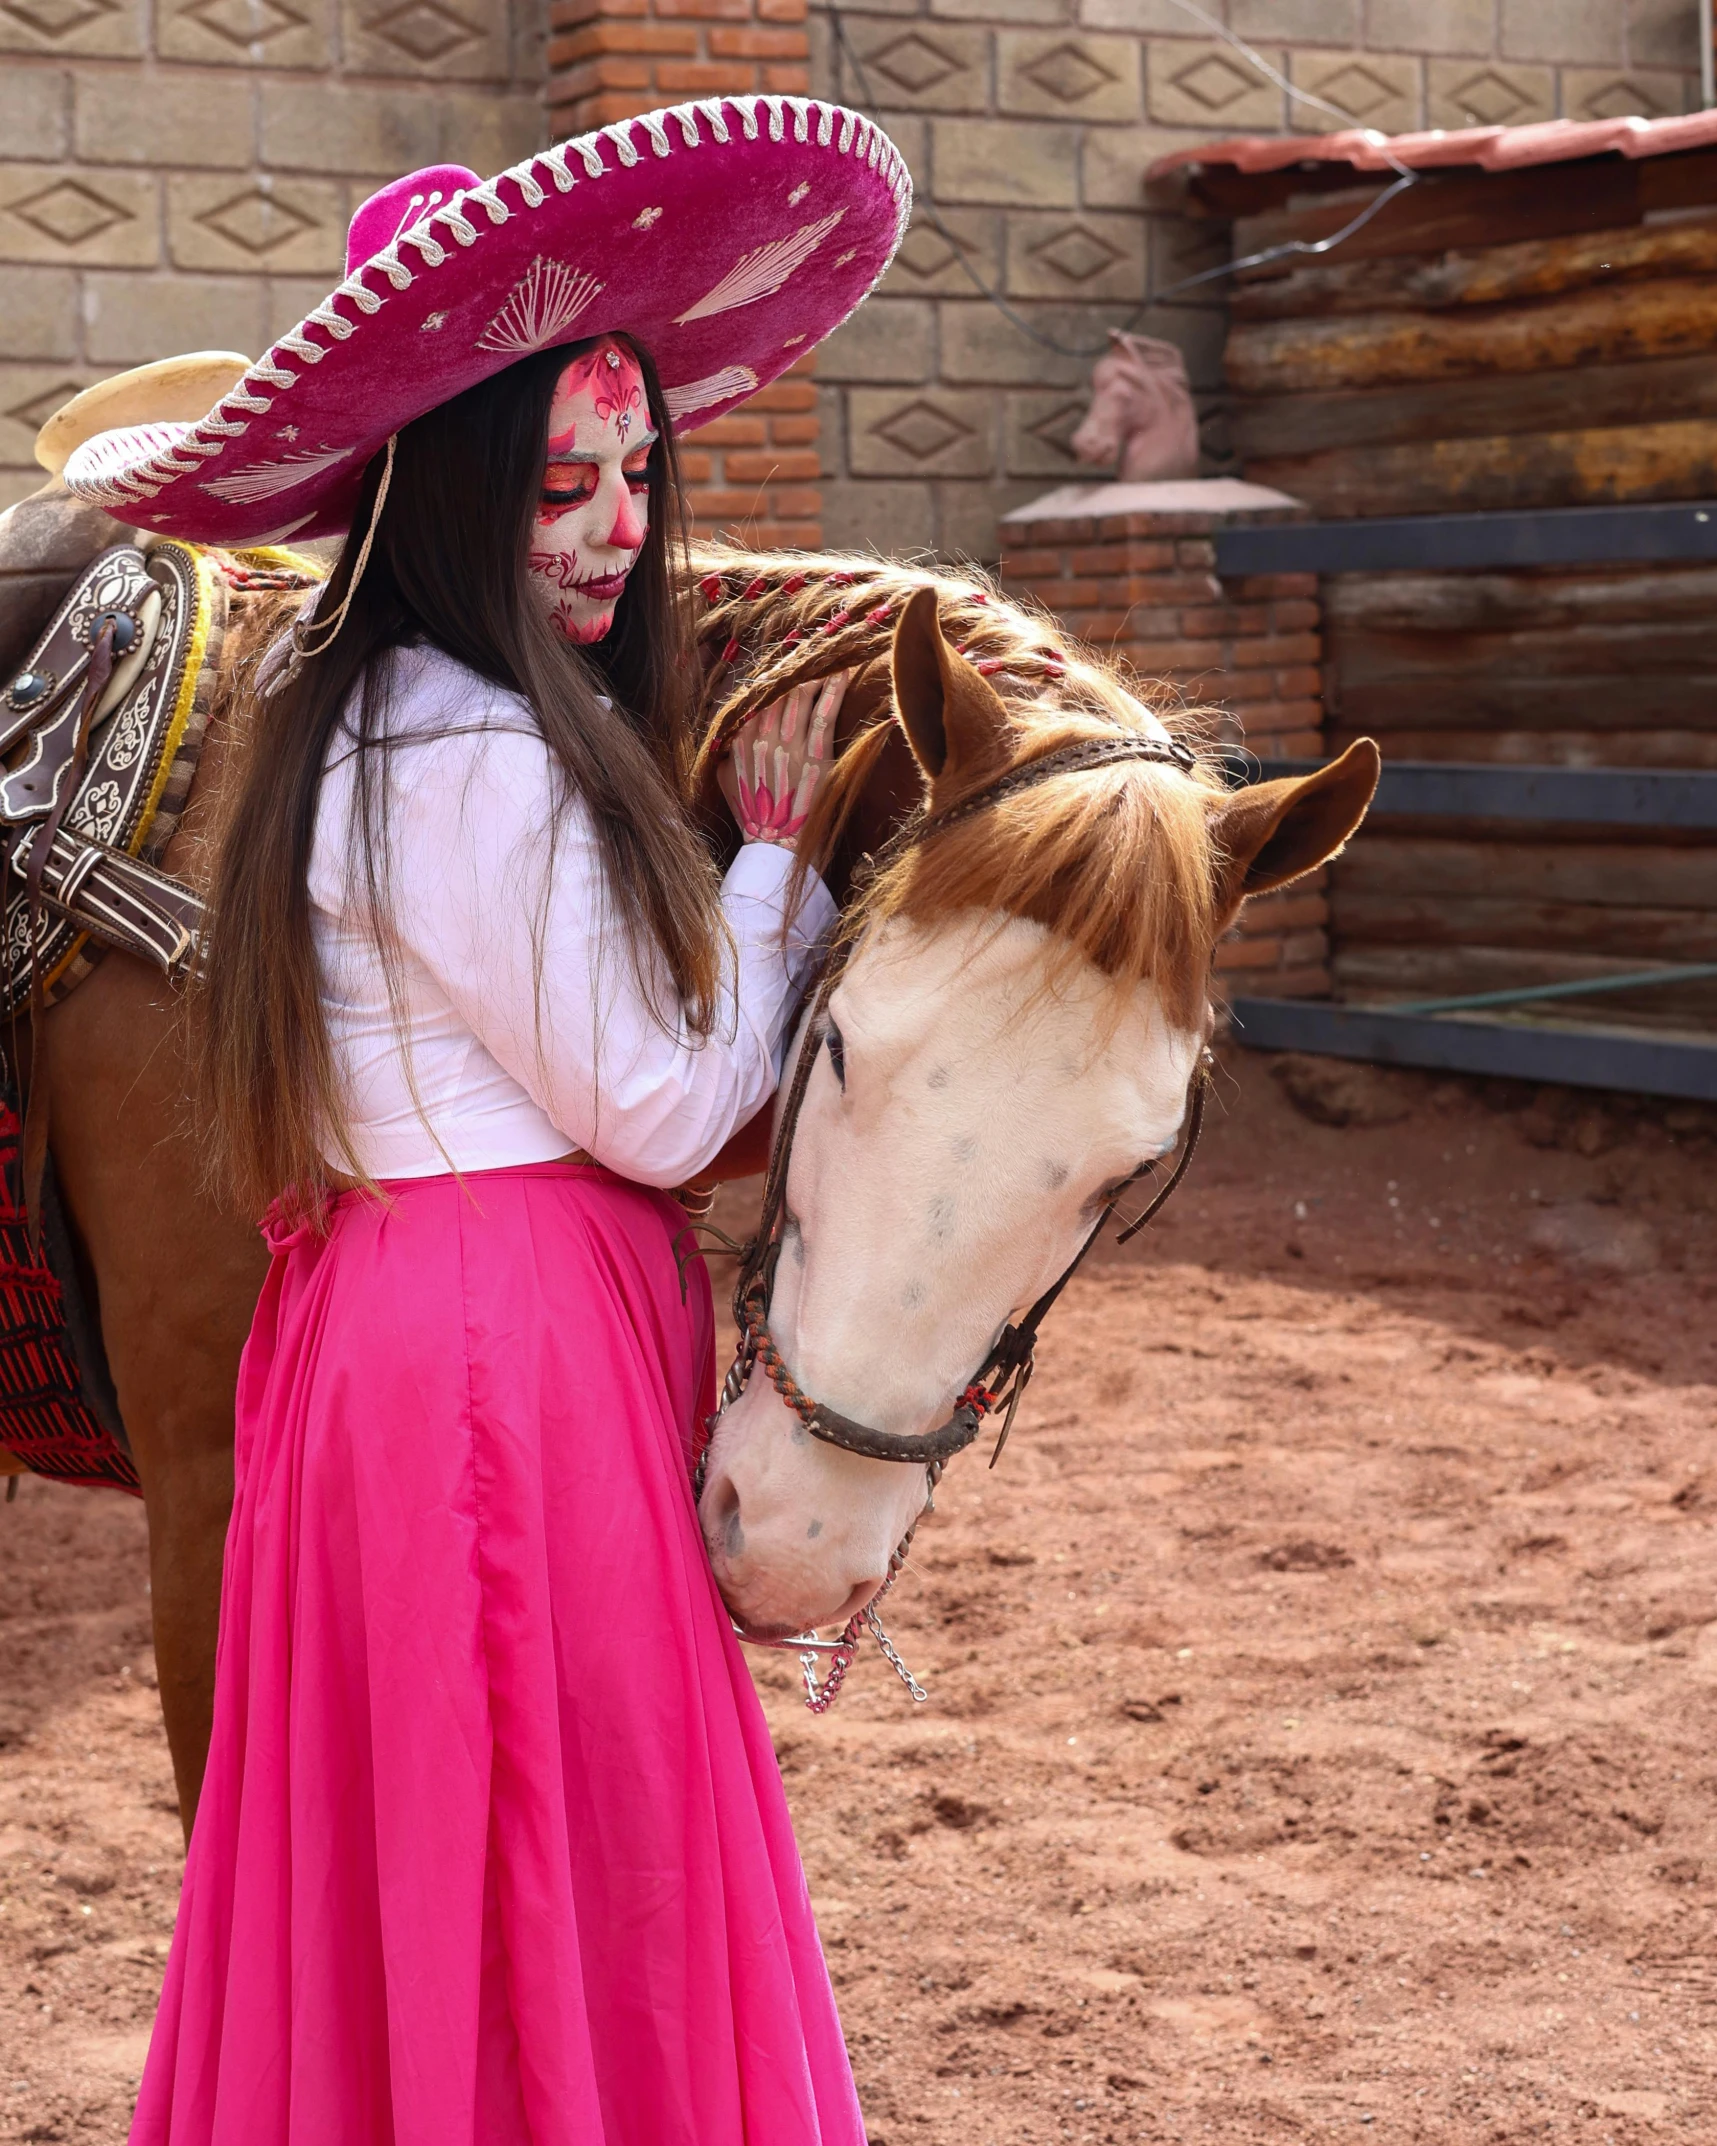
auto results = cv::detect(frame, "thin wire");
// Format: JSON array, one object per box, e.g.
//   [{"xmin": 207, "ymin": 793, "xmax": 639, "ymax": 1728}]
[{"xmin": 820, "ymin": 0, "xmax": 1420, "ymax": 360}]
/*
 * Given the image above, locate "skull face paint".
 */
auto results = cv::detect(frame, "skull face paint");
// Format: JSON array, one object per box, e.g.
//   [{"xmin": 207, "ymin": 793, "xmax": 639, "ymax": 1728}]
[{"xmin": 528, "ymin": 339, "xmax": 654, "ymax": 646}]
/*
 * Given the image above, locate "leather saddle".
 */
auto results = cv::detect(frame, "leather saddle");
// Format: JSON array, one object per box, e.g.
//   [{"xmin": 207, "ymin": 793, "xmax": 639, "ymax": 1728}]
[{"xmin": 0, "ymin": 541, "xmax": 223, "ymax": 1012}]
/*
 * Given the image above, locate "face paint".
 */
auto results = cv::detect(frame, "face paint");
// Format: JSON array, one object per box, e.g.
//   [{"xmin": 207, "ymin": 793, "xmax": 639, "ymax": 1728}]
[{"xmin": 527, "ymin": 339, "xmax": 654, "ymax": 646}]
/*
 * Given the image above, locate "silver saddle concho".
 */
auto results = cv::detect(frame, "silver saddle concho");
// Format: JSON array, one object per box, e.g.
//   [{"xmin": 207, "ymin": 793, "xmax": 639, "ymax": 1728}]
[{"xmin": 0, "ymin": 542, "xmax": 220, "ymax": 1011}]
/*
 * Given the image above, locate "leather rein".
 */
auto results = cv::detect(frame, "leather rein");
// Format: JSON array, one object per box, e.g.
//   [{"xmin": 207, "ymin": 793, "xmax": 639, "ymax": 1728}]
[{"xmin": 716, "ymin": 730, "xmax": 1215, "ymax": 1479}]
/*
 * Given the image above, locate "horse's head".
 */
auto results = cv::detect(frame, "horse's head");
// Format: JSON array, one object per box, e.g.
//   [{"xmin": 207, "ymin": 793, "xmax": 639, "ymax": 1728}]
[{"xmin": 699, "ymin": 584, "xmax": 1377, "ymax": 1640}]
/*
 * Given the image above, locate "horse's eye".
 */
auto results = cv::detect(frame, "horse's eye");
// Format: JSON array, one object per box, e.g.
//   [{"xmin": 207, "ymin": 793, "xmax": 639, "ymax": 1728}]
[{"xmin": 825, "ymin": 1022, "xmax": 846, "ymax": 1088}]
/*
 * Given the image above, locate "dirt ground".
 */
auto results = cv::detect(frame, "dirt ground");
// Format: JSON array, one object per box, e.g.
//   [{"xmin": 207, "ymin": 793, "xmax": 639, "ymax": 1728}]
[{"xmin": 3, "ymin": 1049, "xmax": 1715, "ymax": 2143}]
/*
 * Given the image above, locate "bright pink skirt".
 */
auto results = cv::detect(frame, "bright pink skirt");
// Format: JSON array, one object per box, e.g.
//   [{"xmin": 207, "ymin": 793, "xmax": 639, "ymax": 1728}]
[{"xmin": 132, "ymin": 1162, "xmax": 863, "ymax": 2146}]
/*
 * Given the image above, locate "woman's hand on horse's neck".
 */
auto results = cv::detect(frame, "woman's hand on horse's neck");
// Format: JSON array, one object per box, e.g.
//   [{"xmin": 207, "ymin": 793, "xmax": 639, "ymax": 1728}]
[{"xmin": 721, "ymin": 670, "xmax": 850, "ymax": 845}]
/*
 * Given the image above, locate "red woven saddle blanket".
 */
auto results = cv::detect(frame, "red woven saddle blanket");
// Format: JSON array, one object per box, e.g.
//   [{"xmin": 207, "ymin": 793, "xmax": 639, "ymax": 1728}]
[{"xmin": 0, "ymin": 1091, "xmax": 136, "ymax": 1495}]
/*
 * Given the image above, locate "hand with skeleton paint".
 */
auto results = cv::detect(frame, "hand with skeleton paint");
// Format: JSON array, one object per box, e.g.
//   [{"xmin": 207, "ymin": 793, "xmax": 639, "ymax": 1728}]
[{"xmin": 720, "ymin": 670, "xmax": 850, "ymax": 848}]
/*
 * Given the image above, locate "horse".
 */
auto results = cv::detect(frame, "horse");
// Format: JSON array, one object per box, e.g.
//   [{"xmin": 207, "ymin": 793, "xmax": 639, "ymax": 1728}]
[{"xmin": 0, "ymin": 489, "xmax": 1376, "ymax": 1825}]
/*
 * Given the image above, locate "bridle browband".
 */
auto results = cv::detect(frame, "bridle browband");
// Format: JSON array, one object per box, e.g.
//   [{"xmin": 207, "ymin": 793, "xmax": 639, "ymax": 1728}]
[{"xmin": 715, "ymin": 729, "xmax": 1213, "ymax": 1477}]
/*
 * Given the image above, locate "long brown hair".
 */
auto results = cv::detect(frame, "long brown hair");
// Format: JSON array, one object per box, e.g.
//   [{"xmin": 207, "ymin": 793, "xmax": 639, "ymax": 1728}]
[{"xmin": 197, "ymin": 337, "xmax": 724, "ymax": 1216}]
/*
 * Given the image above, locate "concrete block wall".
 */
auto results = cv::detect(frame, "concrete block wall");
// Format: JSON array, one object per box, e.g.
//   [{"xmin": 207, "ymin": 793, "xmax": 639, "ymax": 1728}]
[
  {"xmin": 814, "ymin": 0, "xmax": 1705, "ymax": 566},
  {"xmin": 544, "ymin": 0, "xmax": 823, "ymax": 544},
  {"xmin": 0, "ymin": 0, "xmax": 544, "ymax": 509}
]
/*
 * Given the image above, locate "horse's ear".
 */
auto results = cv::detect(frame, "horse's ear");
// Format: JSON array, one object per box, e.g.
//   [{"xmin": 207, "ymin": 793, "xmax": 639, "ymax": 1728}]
[
  {"xmin": 890, "ymin": 585, "xmax": 1009, "ymax": 788},
  {"xmin": 1207, "ymin": 739, "xmax": 1380, "ymax": 927}
]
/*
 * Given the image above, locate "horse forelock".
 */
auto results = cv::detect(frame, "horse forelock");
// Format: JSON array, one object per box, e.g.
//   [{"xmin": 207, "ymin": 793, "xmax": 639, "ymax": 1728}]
[{"xmin": 690, "ymin": 539, "xmax": 1226, "ymax": 1031}]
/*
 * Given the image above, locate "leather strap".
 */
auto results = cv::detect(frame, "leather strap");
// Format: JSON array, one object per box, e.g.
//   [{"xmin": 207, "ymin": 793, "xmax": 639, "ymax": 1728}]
[{"xmin": 10, "ymin": 826, "xmax": 204, "ymax": 982}]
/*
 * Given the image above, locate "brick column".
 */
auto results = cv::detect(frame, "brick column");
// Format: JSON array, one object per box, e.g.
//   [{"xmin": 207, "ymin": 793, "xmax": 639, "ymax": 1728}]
[
  {"xmin": 998, "ymin": 477, "xmax": 1330, "ymax": 1001},
  {"xmin": 546, "ymin": 0, "xmax": 821, "ymax": 548}
]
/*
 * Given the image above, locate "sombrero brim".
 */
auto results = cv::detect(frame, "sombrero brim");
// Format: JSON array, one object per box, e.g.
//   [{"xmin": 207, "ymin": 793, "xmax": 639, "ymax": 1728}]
[{"xmin": 64, "ymin": 98, "xmax": 909, "ymax": 546}]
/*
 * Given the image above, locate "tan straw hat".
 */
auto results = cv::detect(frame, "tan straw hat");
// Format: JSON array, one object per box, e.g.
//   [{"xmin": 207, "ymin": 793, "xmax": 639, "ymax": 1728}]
[{"xmin": 34, "ymin": 353, "xmax": 253, "ymax": 477}]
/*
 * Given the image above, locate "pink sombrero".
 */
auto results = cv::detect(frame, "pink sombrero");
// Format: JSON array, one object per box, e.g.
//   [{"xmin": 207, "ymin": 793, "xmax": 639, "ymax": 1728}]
[{"xmin": 64, "ymin": 98, "xmax": 909, "ymax": 547}]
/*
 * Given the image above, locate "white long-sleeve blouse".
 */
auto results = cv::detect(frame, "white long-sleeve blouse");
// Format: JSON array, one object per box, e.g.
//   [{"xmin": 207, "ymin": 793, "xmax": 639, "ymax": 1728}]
[{"xmin": 307, "ymin": 643, "xmax": 835, "ymax": 1186}]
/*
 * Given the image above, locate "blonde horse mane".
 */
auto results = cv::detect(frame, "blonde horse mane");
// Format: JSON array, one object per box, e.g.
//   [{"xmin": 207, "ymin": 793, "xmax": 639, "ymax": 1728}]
[{"xmin": 690, "ymin": 540, "xmax": 1228, "ymax": 1030}]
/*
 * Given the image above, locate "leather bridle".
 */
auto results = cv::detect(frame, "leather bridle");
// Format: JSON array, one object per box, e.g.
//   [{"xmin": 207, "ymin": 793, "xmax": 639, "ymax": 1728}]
[{"xmin": 713, "ymin": 731, "xmax": 1215, "ymax": 1479}]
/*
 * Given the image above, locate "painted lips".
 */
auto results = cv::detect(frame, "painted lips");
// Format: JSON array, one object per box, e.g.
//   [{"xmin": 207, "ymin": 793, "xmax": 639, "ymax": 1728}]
[
  {"xmin": 527, "ymin": 549, "xmax": 637, "ymax": 598},
  {"xmin": 572, "ymin": 570, "xmax": 632, "ymax": 600}
]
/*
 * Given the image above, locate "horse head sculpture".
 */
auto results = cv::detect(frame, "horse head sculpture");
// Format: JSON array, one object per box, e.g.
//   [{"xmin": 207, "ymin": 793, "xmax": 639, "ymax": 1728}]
[{"xmin": 1070, "ymin": 331, "xmax": 1200, "ymax": 484}]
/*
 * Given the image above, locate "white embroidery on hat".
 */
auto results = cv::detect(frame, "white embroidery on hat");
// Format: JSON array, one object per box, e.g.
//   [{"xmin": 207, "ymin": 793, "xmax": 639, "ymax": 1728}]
[
  {"xmin": 65, "ymin": 423, "xmax": 193, "ymax": 506},
  {"xmin": 788, "ymin": 182, "xmax": 809, "ymax": 206},
  {"xmin": 661, "ymin": 366, "xmax": 758, "ymax": 421},
  {"xmin": 674, "ymin": 209, "xmax": 846, "ymax": 324},
  {"xmin": 389, "ymin": 190, "xmax": 443, "ymax": 246},
  {"xmin": 200, "ymin": 445, "xmax": 351, "ymax": 504},
  {"xmin": 634, "ymin": 206, "xmax": 663, "ymax": 229},
  {"xmin": 248, "ymin": 512, "xmax": 317, "ymax": 545},
  {"xmin": 421, "ymin": 311, "xmax": 449, "ymax": 331},
  {"xmin": 478, "ymin": 256, "xmax": 604, "ymax": 354}
]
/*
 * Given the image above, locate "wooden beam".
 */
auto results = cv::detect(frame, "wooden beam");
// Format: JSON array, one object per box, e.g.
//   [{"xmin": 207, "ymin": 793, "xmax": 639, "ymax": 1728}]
[
  {"xmin": 1332, "ymin": 836, "xmax": 1717, "ymax": 906},
  {"xmin": 1226, "ymin": 277, "xmax": 1717, "ymax": 396},
  {"xmin": 1230, "ymin": 353, "xmax": 1717, "ymax": 461},
  {"xmin": 1230, "ymin": 159, "xmax": 1645, "ymax": 265},
  {"xmin": 1332, "ymin": 944, "xmax": 1717, "ymax": 1022},
  {"xmin": 1327, "ymin": 728, "xmax": 1717, "ymax": 770},
  {"xmin": 1231, "ymin": 209, "xmax": 1717, "ymax": 321},
  {"xmin": 1329, "ymin": 615, "xmax": 1717, "ymax": 684},
  {"xmin": 1329, "ymin": 890, "xmax": 1717, "ymax": 961},
  {"xmin": 1248, "ymin": 417, "xmax": 1717, "ymax": 519},
  {"xmin": 1322, "ymin": 564, "xmax": 1717, "ymax": 632}
]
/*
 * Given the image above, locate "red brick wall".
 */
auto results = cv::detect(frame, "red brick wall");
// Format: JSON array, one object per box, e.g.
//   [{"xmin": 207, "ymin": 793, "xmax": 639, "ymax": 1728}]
[
  {"xmin": 545, "ymin": 0, "xmax": 821, "ymax": 548},
  {"xmin": 998, "ymin": 497, "xmax": 1331, "ymax": 1001}
]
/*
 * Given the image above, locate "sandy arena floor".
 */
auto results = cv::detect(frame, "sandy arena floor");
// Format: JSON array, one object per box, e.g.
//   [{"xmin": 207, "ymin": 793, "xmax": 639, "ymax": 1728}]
[{"xmin": 3, "ymin": 1051, "xmax": 1714, "ymax": 2143}]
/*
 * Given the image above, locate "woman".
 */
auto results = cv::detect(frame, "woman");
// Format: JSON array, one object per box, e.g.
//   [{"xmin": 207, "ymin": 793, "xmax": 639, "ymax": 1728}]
[{"xmin": 66, "ymin": 108, "xmax": 910, "ymax": 2145}]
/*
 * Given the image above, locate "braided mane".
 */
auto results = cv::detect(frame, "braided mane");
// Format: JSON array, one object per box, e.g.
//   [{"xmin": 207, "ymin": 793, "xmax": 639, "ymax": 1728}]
[{"xmin": 689, "ymin": 540, "xmax": 1228, "ymax": 1030}]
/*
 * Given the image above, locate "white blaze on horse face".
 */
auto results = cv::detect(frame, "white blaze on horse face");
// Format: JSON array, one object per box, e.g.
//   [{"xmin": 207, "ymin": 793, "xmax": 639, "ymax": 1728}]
[
  {"xmin": 699, "ymin": 913, "xmax": 1205, "ymax": 1641},
  {"xmin": 527, "ymin": 339, "xmax": 653, "ymax": 647}
]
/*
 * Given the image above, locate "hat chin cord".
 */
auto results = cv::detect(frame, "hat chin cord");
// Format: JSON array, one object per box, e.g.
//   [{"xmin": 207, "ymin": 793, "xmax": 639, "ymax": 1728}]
[{"xmin": 290, "ymin": 434, "xmax": 397, "ymax": 660}]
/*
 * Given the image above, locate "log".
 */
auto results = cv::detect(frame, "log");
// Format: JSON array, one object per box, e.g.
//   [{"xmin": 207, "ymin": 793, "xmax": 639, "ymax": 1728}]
[
  {"xmin": 1225, "ymin": 278, "xmax": 1717, "ymax": 396},
  {"xmin": 1327, "ymin": 677, "xmax": 1717, "ymax": 735},
  {"xmin": 1246, "ymin": 417, "xmax": 1717, "ymax": 519},
  {"xmin": 1325, "ymin": 729, "xmax": 1717, "ymax": 771},
  {"xmin": 1327, "ymin": 615, "xmax": 1717, "ymax": 686},
  {"xmin": 1330, "ymin": 943, "xmax": 1717, "ymax": 1027},
  {"xmin": 1229, "ymin": 161, "xmax": 1646, "ymax": 266},
  {"xmin": 1231, "ymin": 210, "xmax": 1717, "ymax": 322},
  {"xmin": 1330, "ymin": 837, "xmax": 1717, "ymax": 908},
  {"xmin": 1639, "ymin": 148, "xmax": 1717, "ymax": 214},
  {"xmin": 1329, "ymin": 890, "xmax": 1717, "ymax": 962},
  {"xmin": 1229, "ymin": 353, "xmax": 1717, "ymax": 460},
  {"xmin": 1321, "ymin": 565, "xmax": 1717, "ymax": 634}
]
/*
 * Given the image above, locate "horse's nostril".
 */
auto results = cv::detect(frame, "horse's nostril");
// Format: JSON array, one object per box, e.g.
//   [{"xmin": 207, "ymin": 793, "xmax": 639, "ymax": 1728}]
[{"xmin": 702, "ymin": 1471, "xmax": 745, "ymax": 1562}]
